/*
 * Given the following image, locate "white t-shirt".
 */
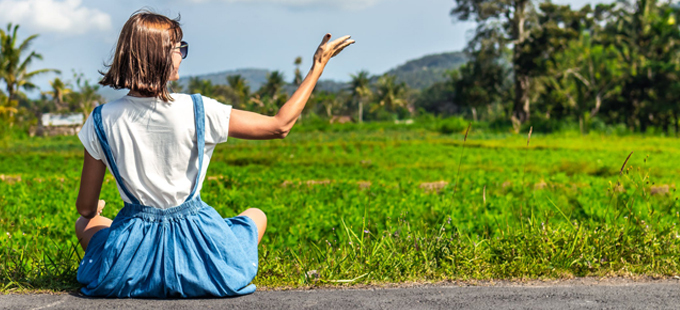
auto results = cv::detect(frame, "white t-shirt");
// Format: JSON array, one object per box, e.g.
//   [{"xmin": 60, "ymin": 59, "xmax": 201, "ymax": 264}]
[{"xmin": 78, "ymin": 94, "xmax": 232, "ymax": 209}]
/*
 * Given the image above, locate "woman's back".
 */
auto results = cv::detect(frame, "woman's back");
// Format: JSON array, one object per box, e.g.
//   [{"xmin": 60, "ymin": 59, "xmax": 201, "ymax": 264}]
[{"xmin": 79, "ymin": 94, "xmax": 232, "ymax": 208}]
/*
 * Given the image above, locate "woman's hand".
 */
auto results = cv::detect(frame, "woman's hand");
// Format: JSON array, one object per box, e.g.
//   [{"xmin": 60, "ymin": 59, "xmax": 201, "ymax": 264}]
[
  {"xmin": 313, "ymin": 33, "xmax": 355, "ymax": 69},
  {"xmin": 97, "ymin": 200, "xmax": 106, "ymax": 216},
  {"xmin": 228, "ymin": 33, "xmax": 354, "ymax": 140}
]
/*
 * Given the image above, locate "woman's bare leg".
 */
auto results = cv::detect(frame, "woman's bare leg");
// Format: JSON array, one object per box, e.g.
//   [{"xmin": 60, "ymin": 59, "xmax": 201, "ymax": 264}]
[
  {"xmin": 75, "ymin": 200, "xmax": 112, "ymax": 250},
  {"xmin": 238, "ymin": 208, "xmax": 267, "ymax": 244}
]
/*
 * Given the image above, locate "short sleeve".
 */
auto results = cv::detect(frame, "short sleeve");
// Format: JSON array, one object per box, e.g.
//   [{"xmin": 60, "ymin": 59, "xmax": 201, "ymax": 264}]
[
  {"xmin": 78, "ymin": 112, "xmax": 104, "ymax": 161},
  {"xmin": 202, "ymin": 96, "xmax": 232, "ymax": 144}
]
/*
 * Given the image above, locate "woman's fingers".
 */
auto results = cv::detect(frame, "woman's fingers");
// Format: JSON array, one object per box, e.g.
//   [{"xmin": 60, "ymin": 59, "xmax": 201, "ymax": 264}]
[
  {"xmin": 330, "ymin": 35, "xmax": 352, "ymax": 48},
  {"xmin": 320, "ymin": 33, "xmax": 331, "ymax": 46},
  {"xmin": 332, "ymin": 40, "xmax": 355, "ymax": 57},
  {"xmin": 339, "ymin": 39, "xmax": 355, "ymax": 49}
]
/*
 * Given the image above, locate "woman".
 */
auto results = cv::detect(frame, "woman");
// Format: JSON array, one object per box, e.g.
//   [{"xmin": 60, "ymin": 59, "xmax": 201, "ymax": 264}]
[{"xmin": 74, "ymin": 10, "xmax": 353, "ymax": 298}]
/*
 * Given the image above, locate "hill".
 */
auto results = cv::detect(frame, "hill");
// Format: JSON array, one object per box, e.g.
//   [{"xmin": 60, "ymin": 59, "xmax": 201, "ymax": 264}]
[
  {"xmin": 385, "ymin": 51, "xmax": 467, "ymax": 89},
  {"xmin": 178, "ymin": 51, "xmax": 468, "ymax": 92},
  {"xmin": 176, "ymin": 68, "xmax": 270, "ymax": 91}
]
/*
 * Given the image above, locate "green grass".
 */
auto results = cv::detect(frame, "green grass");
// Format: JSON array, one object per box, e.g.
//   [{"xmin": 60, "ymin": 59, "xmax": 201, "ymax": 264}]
[{"xmin": 1, "ymin": 124, "xmax": 679, "ymax": 292}]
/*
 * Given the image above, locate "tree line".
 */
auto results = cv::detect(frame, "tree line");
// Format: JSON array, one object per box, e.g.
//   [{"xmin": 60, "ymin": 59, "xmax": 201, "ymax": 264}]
[
  {"xmin": 170, "ymin": 68, "xmax": 416, "ymax": 124},
  {"xmin": 3, "ymin": 0, "xmax": 680, "ymax": 136},
  {"xmin": 440, "ymin": 0, "xmax": 680, "ymax": 134}
]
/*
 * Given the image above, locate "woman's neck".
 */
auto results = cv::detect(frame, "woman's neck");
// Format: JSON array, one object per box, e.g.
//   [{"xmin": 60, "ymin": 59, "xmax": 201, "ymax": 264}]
[{"xmin": 127, "ymin": 90, "xmax": 152, "ymax": 98}]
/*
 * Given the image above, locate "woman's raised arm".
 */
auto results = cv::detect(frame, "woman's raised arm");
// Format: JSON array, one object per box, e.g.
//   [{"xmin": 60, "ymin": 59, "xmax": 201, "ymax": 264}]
[{"xmin": 228, "ymin": 33, "xmax": 354, "ymax": 140}]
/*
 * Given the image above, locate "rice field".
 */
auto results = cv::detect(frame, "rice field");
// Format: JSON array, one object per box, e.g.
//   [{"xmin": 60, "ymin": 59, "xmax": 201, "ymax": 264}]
[{"xmin": 1, "ymin": 122, "xmax": 679, "ymax": 292}]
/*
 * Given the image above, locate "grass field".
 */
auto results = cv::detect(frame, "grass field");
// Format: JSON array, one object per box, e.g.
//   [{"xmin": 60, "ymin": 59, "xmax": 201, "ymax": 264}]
[{"xmin": 1, "ymin": 122, "xmax": 679, "ymax": 292}]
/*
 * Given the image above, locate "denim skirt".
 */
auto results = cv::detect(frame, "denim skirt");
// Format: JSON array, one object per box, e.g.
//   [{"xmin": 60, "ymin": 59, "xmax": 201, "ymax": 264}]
[{"xmin": 76, "ymin": 196, "xmax": 259, "ymax": 298}]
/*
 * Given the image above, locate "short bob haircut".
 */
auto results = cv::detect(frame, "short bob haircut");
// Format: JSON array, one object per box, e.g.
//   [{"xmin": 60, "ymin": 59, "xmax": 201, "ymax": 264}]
[{"xmin": 100, "ymin": 10, "xmax": 182, "ymax": 102}]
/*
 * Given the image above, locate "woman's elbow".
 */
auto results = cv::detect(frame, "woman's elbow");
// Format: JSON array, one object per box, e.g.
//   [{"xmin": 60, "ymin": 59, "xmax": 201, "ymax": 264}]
[
  {"xmin": 275, "ymin": 126, "xmax": 290, "ymax": 139},
  {"xmin": 271, "ymin": 115, "xmax": 295, "ymax": 139},
  {"xmin": 76, "ymin": 200, "xmax": 96, "ymax": 219},
  {"xmin": 77, "ymin": 208, "xmax": 96, "ymax": 219},
  {"xmin": 276, "ymin": 129, "xmax": 290, "ymax": 139}
]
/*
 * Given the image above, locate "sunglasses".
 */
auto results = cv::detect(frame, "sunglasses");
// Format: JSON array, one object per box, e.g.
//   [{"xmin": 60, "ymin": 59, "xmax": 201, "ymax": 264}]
[{"xmin": 174, "ymin": 41, "xmax": 188, "ymax": 59}]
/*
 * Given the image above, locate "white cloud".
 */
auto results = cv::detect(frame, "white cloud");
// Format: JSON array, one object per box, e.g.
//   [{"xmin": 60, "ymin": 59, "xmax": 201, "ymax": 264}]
[
  {"xmin": 189, "ymin": 0, "xmax": 383, "ymax": 10},
  {"xmin": 0, "ymin": 0, "xmax": 111, "ymax": 35}
]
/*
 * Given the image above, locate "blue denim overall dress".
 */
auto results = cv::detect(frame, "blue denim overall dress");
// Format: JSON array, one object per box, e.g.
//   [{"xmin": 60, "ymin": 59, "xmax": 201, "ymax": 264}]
[{"xmin": 77, "ymin": 94, "xmax": 259, "ymax": 298}]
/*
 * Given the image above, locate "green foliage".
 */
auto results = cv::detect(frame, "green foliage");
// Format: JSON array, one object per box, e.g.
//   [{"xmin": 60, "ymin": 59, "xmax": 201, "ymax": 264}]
[
  {"xmin": 226, "ymin": 74, "xmax": 250, "ymax": 109},
  {"xmin": 349, "ymin": 70, "xmax": 371, "ymax": 123},
  {"xmin": 436, "ymin": 116, "xmax": 469, "ymax": 134},
  {"xmin": 452, "ymin": 0, "xmax": 538, "ymax": 124},
  {"xmin": 67, "ymin": 73, "xmax": 103, "ymax": 118},
  {"xmin": 445, "ymin": 0, "xmax": 680, "ymax": 134},
  {"xmin": 369, "ymin": 75, "xmax": 410, "ymax": 118},
  {"xmin": 1, "ymin": 130, "xmax": 679, "ymax": 291},
  {"xmin": 293, "ymin": 56, "xmax": 303, "ymax": 86}
]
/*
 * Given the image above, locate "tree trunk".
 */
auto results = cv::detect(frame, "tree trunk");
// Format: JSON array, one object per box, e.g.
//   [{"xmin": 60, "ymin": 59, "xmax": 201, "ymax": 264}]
[
  {"xmin": 358, "ymin": 101, "xmax": 363, "ymax": 123},
  {"xmin": 512, "ymin": 75, "xmax": 531, "ymax": 124},
  {"xmin": 325, "ymin": 103, "xmax": 332, "ymax": 118},
  {"xmin": 511, "ymin": 0, "xmax": 530, "ymax": 127},
  {"xmin": 6, "ymin": 84, "xmax": 14, "ymax": 102},
  {"xmin": 674, "ymin": 110, "xmax": 678, "ymax": 138},
  {"xmin": 640, "ymin": 114, "xmax": 648, "ymax": 133},
  {"xmin": 6, "ymin": 84, "xmax": 16, "ymax": 126},
  {"xmin": 590, "ymin": 94, "xmax": 602, "ymax": 117}
]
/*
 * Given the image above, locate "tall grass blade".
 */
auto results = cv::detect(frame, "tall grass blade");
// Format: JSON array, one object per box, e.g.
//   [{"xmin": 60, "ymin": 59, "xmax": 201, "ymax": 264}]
[
  {"xmin": 325, "ymin": 272, "xmax": 369, "ymax": 283},
  {"xmin": 620, "ymin": 151, "xmax": 633, "ymax": 176},
  {"xmin": 453, "ymin": 122, "xmax": 472, "ymax": 196}
]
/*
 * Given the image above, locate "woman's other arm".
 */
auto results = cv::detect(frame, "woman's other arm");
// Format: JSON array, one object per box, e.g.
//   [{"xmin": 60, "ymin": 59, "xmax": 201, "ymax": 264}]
[
  {"xmin": 228, "ymin": 33, "xmax": 354, "ymax": 140},
  {"xmin": 76, "ymin": 150, "xmax": 106, "ymax": 219}
]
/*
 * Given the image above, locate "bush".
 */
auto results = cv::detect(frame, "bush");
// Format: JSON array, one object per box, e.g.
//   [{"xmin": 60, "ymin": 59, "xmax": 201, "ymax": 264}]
[{"xmin": 437, "ymin": 116, "xmax": 468, "ymax": 134}]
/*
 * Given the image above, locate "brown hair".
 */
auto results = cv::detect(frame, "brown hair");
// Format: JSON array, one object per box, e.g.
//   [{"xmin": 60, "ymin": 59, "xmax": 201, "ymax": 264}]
[{"xmin": 100, "ymin": 10, "xmax": 182, "ymax": 102}]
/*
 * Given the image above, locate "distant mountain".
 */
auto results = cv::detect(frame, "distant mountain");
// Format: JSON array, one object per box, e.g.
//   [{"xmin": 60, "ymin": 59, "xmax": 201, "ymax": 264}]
[
  {"xmin": 385, "ymin": 51, "xmax": 468, "ymax": 89},
  {"xmin": 97, "ymin": 51, "xmax": 468, "ymax": 101},
  {"xmin": 175, "ymin": 51, "xmax": 468, "ymax": 92},
  {"xmin": 177, "ymin": 68, "xmax": 270, "ymax": 91}
]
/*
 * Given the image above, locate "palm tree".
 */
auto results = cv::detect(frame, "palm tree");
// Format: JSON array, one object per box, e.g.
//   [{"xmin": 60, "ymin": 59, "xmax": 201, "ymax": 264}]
[
  {"xmin": 373, "ymin": 74, "xmax": 407, "ymax": 114},
  {"xmin": 259, "ymin": 70, "xmax": 285, "ymax": 99},
  {"xmin": 0, "ymin": 23, "xmax": 59, "ymax": 103},
  {"xmin": 293, "ymin": 56, "xmax": 303, "ymax": 86},
  {"xmin": 227, "ymin": 74, "xmax": 250, "ymax": 108},
  {"xmin": 188, "ymin": 77, "xmax": 217, "ymax": 97},
  {"xmin": 75, "ymin": 79, "xmax": 103, "ymax": 120},
  {"xmin": 44, "ymin": 77, "xmax": 72, "ymax": 111},
  {"xmin": 349, "ymin": 70, "xmax": 371, "ymax": 123}
]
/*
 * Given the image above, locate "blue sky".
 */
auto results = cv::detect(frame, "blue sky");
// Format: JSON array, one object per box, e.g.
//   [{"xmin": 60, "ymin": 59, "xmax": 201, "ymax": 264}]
[{"xmin": 0, "ymin": 0, "xmax": 602, "ymax": 94}]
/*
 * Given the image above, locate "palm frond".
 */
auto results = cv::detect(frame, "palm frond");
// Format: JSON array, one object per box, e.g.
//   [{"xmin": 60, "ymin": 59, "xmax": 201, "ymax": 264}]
[{"xmin": 18, "ymin": 34, "xmax": 39, "ymax": 53}]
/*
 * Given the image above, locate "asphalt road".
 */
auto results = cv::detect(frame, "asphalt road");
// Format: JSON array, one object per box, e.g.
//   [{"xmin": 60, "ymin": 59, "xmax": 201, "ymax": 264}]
[{"xmin": 2, "ymin": 280, "xmax": 680, "ymax": 310}]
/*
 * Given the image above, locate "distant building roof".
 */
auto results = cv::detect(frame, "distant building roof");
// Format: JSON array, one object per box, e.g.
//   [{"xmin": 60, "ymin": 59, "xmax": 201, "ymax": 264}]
[{"xmin": 42, "ymin": 113, "xmax": 83, "ymax": 127}]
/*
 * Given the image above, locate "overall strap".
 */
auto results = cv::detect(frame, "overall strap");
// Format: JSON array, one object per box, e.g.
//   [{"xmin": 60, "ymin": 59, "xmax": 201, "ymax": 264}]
[
  {"xmin": 184, "ymin": 94, "xmax": 205, "ymax": 202},
  {"xmin": 92, "ymin": 105, "xmax": 142, "ymax": 205}
]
